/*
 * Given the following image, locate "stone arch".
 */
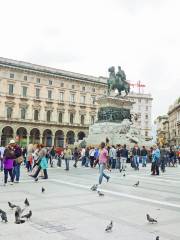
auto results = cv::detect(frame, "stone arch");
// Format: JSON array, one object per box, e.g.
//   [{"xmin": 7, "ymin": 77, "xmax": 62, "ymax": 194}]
[
  {"xmin": 55, "ymin": 130, "xmax": 64, "ymax": 147},
  {"xmin": 30, "ymin": 128, "xmax": 40, "ymax": 144},
  {"xmin": 16, "ymin": 127, "xmax": 27, "ymax": 146},
  {"xmin": 43, "ymin": 129, "xmax": 52, "ymax": 147},
  {"xmin": 78, "ymin": 131, "xmax": 86, "ymax": 140},
  {"xmin": 66, "ymin": 131, "xmax": 75, "ymax": 145},
  {"xmin": 1, "ymin": 126, "xmax": 14, "ymax": 146}
]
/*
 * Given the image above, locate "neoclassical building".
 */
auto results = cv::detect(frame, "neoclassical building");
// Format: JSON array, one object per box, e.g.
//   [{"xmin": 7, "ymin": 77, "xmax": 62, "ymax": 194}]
[
  {"xmin": 0, "ymin": 57, "xmax": 107, "ymax": 146},
  {"xmin": 0, "ymin": 57, "xmax": 153, "ymax": 146}
]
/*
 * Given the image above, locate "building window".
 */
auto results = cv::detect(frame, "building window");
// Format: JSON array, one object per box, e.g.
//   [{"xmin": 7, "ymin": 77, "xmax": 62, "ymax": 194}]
[
  {"xmin": 21, "ymin": 108, "xmax": 26, "ymax": 120},
  {"xmin": 145, "ymin": 131, "xmax": 148, "ymax": 137},
  {"xmin": 48, "ymin": 80, "xmax": 52, "ymax": 85},
  {"xmin": 60, "ymin": 92, "xmax": 64, "ymax": 101},
  {"xmin": 91, "ymin": 96, "xmax": 96, "ymax": 104},
  {"xmin": 10, "ymin": 73, "xmax": 14, "ymax": 79},
  {"xmin": 80, "ymin": 95, "xmax": 86, "ymax": 104},
  {"xmin": 61, "ymin": 82, "xmax": 64, "ymax": 87},
  {"xmin": 70, "ymin": 93, "xmax": 75, "ymax": 103},
  {"xmin": 48, "ymin": 90, "xmax": 52, "ymax": 99},
  {"xmin": 145, "ymin": 114, "xmax": 148, "ymax": 119},
  {"xmin": 92, "ymin": 87, "xmax": 95, "ymax": 93},
  {"xmin": 36, "ymin": 78, "xmax": 40, "ymax": 84},
  {"xmin": 47, "ymin": 111, "xmax": 51, "ymax": 122},
  {"xmin": 8, "ymin": 84, "xmax": 14, "ymax": 95},
  {"xmin": 24, "ymin": 76, "xmax": 27, "ymax": 81},
  {"xmin": 72, "ymin": 85, "xmax": 75, "ymax": 89},
  {"xmin": 58, "ymin": 112, "xmax": 63, "ymax": 123},
  {"xmin": 91, "ymin": 116, "xmax": 95, "ymax": 124},
  {"xmin": 82, "ymin": 86, "xmax": 85, "ymax": 91},
  {"xmin": 35, "ymin": 88, "xmax": 40, "ymax": 99},
  {"xmin": 7, "ymin": 107, "xmax": 13, "ymax": 119},
  {"xmin": 81, "ymin": 115, "xmax": 85, "ymax": 125},
  {"xmin": 70, "ymin": 113, "xmax": 74, "ymax": 124},
  {"xmin": 145, "ymin": 121, "xmax": 149, "ymax": 128},
  {"xmin": 138, "ymin": 99, "xmax": 141, "ymax": 103},
  {"xmin": 146, "ymin": 106, "xmax": 148, "ymax": 111},
  {"xmin": 22, "ymin": 86, "xmax": 27, "ymax": 97},
  {"xmin": 34, "ymin": 110, "xmax": 39, "ymax": 121}
]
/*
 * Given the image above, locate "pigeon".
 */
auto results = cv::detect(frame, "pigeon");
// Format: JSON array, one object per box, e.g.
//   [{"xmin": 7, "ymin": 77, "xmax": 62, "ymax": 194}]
[
  {"xmin": 22, "ymin": 210, "xmax": 32, "ymax": 220},
  {"xmin": 8, "ymin": 201, "xmax": 17, "ymax": 209},
  {"xmin": 42, "ymin": 187, "xmax": 45, "ymax": 193},
  {"xmin": 105, "ymin": 221, "xmax": 113, "ymax": 232},
  {"xmin": 0, "ymin": 211, "xmax": 8, "ymax": 223},
  {"xmin": 156, "ymin": 237, "xmax": 159, "ymax": 240},
  {"xmin": 133, "ymin": 181, "xmax": 139, "ymax": 187},
  {"xmin": 97, "ymin": 191, "xmax": 104, "ymax": 196},
  {"xmin": 146, "ymin": 214, "xmax": 157, "ymax": 223},
  {"xmin": 90, "ymin": 184, "xmax": 98, "ymax": 191},
  {"xmin": 24, "ymin": 198, "xmax": 30, "ymax": 207},
  {"xmin": 14, "ymin": 209, "xmax": 25, "ymax": 224}
]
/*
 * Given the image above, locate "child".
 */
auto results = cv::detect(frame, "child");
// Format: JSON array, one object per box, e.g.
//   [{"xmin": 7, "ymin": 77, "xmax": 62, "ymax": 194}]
[{"xmin": 3, "ymin": 146, "xmax": 14, "ymax": 186}]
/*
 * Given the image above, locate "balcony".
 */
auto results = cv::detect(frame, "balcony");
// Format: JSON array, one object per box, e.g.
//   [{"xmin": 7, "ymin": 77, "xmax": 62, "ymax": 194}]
[
  {"xmin": 20, "ymin": 95, "xmax": 28, "ymax": 101},
  {"xmin": 45, "ymin": 98, "xmax": 53, "ymax": 104},
  {"xmin": 6, "ymin": 94, "xmax": 15, "ymax": 99},
  {"xmin": 69, "ymin": 101, "xmax": 76, "ymax": 107}
]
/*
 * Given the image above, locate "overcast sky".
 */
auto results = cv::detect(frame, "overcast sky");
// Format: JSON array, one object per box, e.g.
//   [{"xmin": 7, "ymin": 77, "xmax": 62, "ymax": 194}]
[{"xmin": 0, "ymin": 0, "xmax": 179, "ymax": 121}]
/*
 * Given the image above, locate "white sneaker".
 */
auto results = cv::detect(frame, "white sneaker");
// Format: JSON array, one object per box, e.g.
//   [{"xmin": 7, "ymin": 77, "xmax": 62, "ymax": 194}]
[{"xmin": 10, "ymin": 182, "xmax": 14, "ymax": 185}]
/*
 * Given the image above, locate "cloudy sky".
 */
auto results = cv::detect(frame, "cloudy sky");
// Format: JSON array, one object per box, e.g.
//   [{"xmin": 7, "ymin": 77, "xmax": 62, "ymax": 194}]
[{"xmin": 0, "ymin": 0, "xmax": 179, "ymax": 121}]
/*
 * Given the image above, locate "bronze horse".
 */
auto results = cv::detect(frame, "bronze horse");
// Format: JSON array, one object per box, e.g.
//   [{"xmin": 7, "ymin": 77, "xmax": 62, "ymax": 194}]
[{"xmin": 107, "ymin": 66, "xmax": 130, "ymax": 96}]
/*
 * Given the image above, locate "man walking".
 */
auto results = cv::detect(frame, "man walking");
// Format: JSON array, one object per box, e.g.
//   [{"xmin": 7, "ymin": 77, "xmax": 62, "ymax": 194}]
[{"xmin": 98, "ymin": 142, "xmax": 110, "ymax": 184}]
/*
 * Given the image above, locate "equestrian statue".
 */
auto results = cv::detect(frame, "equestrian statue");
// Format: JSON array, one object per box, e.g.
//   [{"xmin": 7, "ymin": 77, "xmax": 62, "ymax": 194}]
[{"xmin": 107, "ymin": 66, "xmax": 130, "ymax": 96}]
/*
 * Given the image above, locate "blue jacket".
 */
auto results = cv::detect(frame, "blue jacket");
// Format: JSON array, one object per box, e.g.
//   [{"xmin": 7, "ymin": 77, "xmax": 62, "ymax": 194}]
[
  {"xmin": 152, "ymin": 149, "xmax": 160, "ymax": 163},
  {"xmin": 40, "ymin": 157, "xmax": 48, "ymax": 170}
]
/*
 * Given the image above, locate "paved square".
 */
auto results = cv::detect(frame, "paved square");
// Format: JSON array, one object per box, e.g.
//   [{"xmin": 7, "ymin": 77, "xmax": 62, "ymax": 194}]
[{"xmin": 0, "ymin": 163, "xmax": 180, "ymax": 240}]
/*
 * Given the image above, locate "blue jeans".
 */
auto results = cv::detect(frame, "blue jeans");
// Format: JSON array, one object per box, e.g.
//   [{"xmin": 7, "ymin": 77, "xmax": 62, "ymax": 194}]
[
  {"xmin": 81, "ymin": 156, "xmax": 86, "ymax": 166},
  {"xmin": 99, "ymin": 163, "xmax": 109, "ymax": 184},
  {"xmin": 133, "ymin": 156, "xmax": 139, "ymax": 170},
  {"xmin": 110, "ymin": 157, "xmax": 116, "ymax": 169},
  {"xmin": 141, "ymin": 156, "xmax": 147, "ymax": 167},
  {"xmin": 65, "ymin": 159, "xmax": 69, "ymax": 170},
  {"xmin": 85, "ymin": 157, "xmax": 89, "ymax": 167},
  {"xmin": 13, "ymin": 164, "xmax": 20, "ymax": 181}
]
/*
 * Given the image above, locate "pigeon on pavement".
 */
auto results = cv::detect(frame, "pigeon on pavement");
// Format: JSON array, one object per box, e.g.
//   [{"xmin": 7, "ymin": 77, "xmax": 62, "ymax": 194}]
[
  {"xmin": 15, "ymin": 208, "xmax": 25, "ymax": 224},
  {"xmin": 24, "ymin": 198, "xmax": 30, "ymax": 207},
  {"xmin": 156, "ymin": 237, "xmax": 159, "ymax": 240},
  {"xmin": 133, "ymin": 181, "xmax": 140, "ymax": 187},
  {"xmin": 42, "ymin": 187, "xmax": 45, "ymax": 193},
  {"xmin": 105, "ymin": 221, "xmax": 113, "ymax": 232},
  {"xmin": 146, "ymin": 214, "xmax": 158, "ymax": 223},
  {"xmin": 22, "ymin": 210, "xmax": 32, "ymax": 220},
  {"xmin": 97, "ymin": 191, "xmax": 104, "ymax": 196},
  {"xmin": 0, "ymin": 210, "xmax": 8, "ymax": 223},
  {"xmin": 8, "ymin": 201, "xmax": 17, "ymax": 209},
  {"xmin": 90, "ymin": 184, "xmax": 98, "ymax": 191}
]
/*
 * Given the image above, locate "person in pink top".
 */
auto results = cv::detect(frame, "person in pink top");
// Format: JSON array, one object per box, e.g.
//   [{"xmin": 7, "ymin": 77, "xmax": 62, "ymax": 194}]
[{"xmin": 98, "ymin": 142, "xmax": 110, "ymax": 184}]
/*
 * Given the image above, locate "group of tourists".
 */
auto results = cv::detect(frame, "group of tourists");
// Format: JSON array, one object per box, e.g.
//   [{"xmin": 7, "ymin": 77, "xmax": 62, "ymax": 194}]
[{"xmin": 0, "ymin": 138, "xmax": 180, "ymax": 186}]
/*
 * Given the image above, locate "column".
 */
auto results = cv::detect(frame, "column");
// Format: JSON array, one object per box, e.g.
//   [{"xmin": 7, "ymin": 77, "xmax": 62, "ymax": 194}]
[
  {"xmin": 26, "ymin": 134, "xmax": 30, "ymax": 146},
  {"xmin": 39, "ymin": 134, "xmax": 43, "ymax": 144},
  {"xmin": 51, "ymin": 135, "xmax": 55, "ymax": 147}
]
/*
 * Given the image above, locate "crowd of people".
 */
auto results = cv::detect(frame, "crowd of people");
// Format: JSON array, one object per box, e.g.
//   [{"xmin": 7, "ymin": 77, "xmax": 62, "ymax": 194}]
[{"xmin": 0, "ymin": 139, "xmax": 180, "ymax": 186}]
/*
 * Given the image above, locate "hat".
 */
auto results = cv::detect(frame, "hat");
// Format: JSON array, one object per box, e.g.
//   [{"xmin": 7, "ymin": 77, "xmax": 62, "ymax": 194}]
[{"xmin": 9, "ymin": 139, "xmax": 15, "ymax": 144}]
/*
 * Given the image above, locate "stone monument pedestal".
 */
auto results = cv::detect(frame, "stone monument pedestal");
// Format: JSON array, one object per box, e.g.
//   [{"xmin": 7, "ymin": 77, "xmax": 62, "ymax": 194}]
[{"xmin": 86, "ymin": 96, "xmax": 148, "ymax": 147}]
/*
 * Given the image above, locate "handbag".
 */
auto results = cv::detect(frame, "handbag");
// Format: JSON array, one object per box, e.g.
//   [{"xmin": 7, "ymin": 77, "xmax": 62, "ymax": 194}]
[{"xmin": 16, "ymin": 156, "xmax": 24, "ymax": 164}]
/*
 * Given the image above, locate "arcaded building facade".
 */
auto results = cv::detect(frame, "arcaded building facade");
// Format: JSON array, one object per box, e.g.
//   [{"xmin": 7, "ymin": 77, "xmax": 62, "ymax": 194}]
[{"xmin": 0, "ymin": 57, "xmax": 153, "ymax": 146}]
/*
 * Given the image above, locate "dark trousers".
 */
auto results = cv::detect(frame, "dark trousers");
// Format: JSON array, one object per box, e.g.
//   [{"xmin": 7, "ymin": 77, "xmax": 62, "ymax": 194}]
[
  {"xmin": 33, "ymin": 166, "xmax": 48, "ymax": 179},
  {"xmin": 90, "ymin": 156, "xmax": 95, "ymax": 168},
  {"xmin": 26, "ymin": 161, "xmax": 32, "ymax": 172},
  {"xmin": 151, "ymin": 162, "xmax": 159, "ymax": 175},
  {"xmin": 4, "ymin": 169, "xmax": 14, "ymax": 183}
]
